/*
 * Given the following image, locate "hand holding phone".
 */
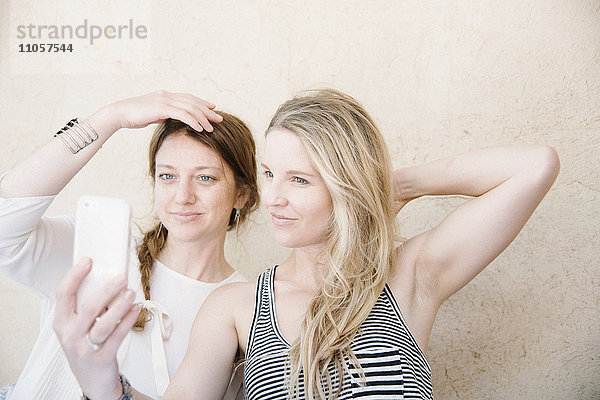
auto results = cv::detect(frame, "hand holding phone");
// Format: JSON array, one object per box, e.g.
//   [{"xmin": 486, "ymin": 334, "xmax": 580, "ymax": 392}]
[{"xmin": 73, "ymin": 195, "xmax": 131, "ymax": 305}]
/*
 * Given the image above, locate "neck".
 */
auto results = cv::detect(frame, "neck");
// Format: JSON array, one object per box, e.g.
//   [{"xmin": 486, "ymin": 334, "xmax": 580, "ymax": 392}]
[
  {"xmin": 158, "ymin": 235, "xmax": 234, "ymax": 282},
  {"xmin": 278, "ymin": 245, "xmax": 326, "ymax": 292}
]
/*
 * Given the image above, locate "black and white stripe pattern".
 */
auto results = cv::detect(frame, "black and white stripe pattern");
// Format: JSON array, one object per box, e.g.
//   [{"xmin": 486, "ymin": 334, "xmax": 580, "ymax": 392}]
[{"xmin": 244, "ymin": 267, "xmax": 433, "ymax": 399}]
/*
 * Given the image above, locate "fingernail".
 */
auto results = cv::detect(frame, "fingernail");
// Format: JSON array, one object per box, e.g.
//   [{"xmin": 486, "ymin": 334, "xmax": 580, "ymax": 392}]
[{"xmin": 131, "ymin": 303, "xmax": 141, "ymax": 312}]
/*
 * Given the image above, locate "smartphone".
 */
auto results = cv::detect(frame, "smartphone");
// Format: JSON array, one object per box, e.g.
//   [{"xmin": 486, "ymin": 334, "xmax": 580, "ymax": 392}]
[{"xmin": 73, "ymin": 195, "xmax": 131, "ymax": 305}]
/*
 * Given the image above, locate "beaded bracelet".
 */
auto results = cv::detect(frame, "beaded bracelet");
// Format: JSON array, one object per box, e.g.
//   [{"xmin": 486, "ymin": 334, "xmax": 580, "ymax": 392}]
[
  {"xmin": 54, "ymin": 118, "xmax": 99, "ymax": 154},
  {"xmin": 79, "ymin": 374, "xmax": 132, "ymax": 400}
]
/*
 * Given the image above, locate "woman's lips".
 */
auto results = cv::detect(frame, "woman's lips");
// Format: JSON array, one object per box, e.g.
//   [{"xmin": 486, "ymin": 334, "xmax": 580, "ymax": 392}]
[
  {"xmin": 270, "ymin": 213, "xmax": 297, "ymax": 226},
  {"xmin": 170, "ymin": 212, "xmax": 203, "ymax": 222}
]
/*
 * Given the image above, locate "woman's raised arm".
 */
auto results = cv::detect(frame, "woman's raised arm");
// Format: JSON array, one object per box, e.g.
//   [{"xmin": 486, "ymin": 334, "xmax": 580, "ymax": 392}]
[
  {"xmin": 393, "ymin": 145, "xmax": 560, "ymax": 305},
  {"xmin": 0, "ymin": 91, "xmax": 222, "ymax": 198}
]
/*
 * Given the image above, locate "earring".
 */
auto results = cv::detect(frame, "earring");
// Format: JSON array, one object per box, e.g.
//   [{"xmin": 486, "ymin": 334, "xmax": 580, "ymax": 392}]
[{"xmin": 233, "ymin": 208, "xmax": 240, "ymax": 237}]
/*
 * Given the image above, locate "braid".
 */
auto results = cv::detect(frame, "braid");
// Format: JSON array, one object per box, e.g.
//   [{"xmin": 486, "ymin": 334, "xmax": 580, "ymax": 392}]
[{"xmin": 133, "ymin": 223, "xmax": 167, "ymax": 331}]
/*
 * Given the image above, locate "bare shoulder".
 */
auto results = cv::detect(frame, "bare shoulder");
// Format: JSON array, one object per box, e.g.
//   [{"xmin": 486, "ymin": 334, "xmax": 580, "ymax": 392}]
[
  {"xmin": 204, "ymin": 280, "xmax": 256, "ymax": 313},
  {"xmin": 204, "ymin": 278, "xmax": 259, "ymax": 353},
  {"xmin": 215, "ymin": 280, "xmax": 256, "ymax": 299}
]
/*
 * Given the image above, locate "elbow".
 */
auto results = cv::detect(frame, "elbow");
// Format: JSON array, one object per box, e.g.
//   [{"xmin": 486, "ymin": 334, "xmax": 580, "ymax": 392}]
[
  {"xmin": 538, "ymin": 145, "xmax": 560, "ymax": 182},
  {"xmin": 526, "ymin": 145, "xmax": 560, "ymax": 189}
]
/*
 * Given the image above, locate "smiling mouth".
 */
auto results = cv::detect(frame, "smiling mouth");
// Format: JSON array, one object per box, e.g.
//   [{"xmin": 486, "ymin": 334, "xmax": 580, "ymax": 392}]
[
  {"xmin": 170, "ymin": 212, "xmax": 203, "ymax": 222},
  {"xmin": 271, "ymin": 214, "xmax": 297, "ymax": 226}
]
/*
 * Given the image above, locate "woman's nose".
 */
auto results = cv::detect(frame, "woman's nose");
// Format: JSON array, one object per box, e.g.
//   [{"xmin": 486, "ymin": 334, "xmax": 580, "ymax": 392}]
[
  {"xmin": 174, "ymin": 181, "xmax": 195, "ymax": 204},
  {"xmin": 264, "ymin": 180, "xmax": 287, "ymax": 207}
]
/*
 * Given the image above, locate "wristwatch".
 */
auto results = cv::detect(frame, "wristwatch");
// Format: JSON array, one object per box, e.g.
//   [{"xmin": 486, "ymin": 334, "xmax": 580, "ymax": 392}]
[{"xmin": 80, "ymin": 374, "xmax": 132, "ymax": 400}]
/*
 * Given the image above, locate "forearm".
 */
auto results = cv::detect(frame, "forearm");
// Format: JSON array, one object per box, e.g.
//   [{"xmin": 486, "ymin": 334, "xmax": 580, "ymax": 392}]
[
  {"xmin": 394, "ymin": 145, "xmax": 559, "ymax": 201},
  {"xmin": 0, "ymin": 105, "xmax": 121, "ymax": 198},
  {"xmin": 1, "ymin": 90, "xmax": 221, "ymax": 198}
]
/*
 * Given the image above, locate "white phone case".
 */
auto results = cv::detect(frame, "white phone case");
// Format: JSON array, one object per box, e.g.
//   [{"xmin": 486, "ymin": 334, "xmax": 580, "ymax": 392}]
[{"xmin": 73, "ymin": 195, "xmax": 131, "ymax": 305}]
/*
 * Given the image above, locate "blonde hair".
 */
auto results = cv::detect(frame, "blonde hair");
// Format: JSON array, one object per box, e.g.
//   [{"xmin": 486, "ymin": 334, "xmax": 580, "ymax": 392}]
[
  {"xmin": 267, "ymin": 89, "xmax": 397, "ymax": 399},
  {"xmin": 134, "ymin": 115, "xmax": 259, "ymax": 330}
]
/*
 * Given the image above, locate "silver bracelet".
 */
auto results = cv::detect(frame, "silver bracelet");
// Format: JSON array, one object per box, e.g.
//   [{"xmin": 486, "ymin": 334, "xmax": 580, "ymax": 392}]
[{"xmin": 54, "ymin": 118, "xmax": 99, "ymax": 154}]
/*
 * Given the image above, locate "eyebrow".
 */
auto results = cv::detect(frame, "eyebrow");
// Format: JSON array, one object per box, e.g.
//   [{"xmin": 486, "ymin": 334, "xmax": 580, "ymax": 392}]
[
  {"xmin": 260, "ymin": 162, "xmax": 317, "ymax": 177},
  {"xmin": 156, "ymin": 164, "xmax": 223, "ymax": 173}
]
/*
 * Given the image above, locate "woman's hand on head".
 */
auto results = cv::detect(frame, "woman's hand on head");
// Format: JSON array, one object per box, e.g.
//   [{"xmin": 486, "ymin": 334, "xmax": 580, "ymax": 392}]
[
  {"xmin": 53, "ymin": 258, "xmax": 141, "ymax": 400},
  {"xmin": 104, "ymin": 90, "xmax": 223, "ymax": 133}
]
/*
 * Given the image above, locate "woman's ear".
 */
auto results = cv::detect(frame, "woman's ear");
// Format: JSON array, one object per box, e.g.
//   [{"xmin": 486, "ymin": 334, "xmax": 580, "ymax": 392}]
[{"xmin": 234, "ymin": 186, "xmax": 250, "ymax": 211}]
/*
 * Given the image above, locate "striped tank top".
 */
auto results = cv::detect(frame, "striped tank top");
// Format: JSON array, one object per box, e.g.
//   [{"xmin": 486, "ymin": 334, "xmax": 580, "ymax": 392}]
[{"xmin": 244, "ymin": 266, "xmax": 433, "ymax": 399}]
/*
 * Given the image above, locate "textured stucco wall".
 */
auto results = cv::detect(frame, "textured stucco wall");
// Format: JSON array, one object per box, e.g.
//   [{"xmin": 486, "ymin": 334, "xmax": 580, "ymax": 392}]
[{"xmin": 1, "ymin": 1, "xmax": 598, "ymax": 398}]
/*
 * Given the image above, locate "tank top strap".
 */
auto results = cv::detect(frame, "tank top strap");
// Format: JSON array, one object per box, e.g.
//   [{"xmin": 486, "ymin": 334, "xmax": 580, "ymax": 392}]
[
  {"xmin": 382, "ymin": 283, "xmax": 432, "ymax": 373},
  {"xmin": 245, "ymin": 266, "xmax": 277, "ymax": 356}
]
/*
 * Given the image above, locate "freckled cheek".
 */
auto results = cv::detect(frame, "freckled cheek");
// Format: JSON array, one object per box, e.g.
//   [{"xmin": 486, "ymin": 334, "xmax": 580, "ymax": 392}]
[
  {"xmin": 203, "ymin": 186, "xmax": 237, "ymax": 215},
  {"xmin": 152, "ymin": 199, "xmax": 170, "ymax": 228},
  {"xmin": 153, "ymin": 185, "xmax": 174, "ymax": 210}
]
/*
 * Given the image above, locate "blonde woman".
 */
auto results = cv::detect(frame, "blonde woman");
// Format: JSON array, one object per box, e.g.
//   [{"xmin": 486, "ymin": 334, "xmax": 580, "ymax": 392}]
[
  {"xmin": 56, "ymin": 89, "xmax": 559, "ymax": 399},
  {"xmin": 0, "ymin": 91, "xmax": 257, "ymax": 399}
]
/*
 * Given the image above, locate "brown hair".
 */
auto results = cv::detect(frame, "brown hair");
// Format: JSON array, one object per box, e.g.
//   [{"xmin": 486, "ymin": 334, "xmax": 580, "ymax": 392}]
[{"xmin": 134, "ymin": 114, "xmax": 259, "ymax": 330}]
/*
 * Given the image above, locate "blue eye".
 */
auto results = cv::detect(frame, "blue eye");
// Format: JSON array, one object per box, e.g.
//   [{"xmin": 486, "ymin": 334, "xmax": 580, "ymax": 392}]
[
  {"xmin": 158, "ymin": 173, "xmax": 174, "ymax": 180},
  {"xmin": 199, "ymin": 175, "xmax": 214, "ymax": 182},
  {"xmin": 294, "ymin": 177, "xmax": 308, "ymax": 184}
]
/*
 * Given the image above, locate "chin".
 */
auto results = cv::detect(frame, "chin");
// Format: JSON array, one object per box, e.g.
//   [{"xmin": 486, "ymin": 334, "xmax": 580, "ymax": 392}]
[
  {"xmin": 166, "ymin": 223, "xmax": 218, "ymax": 242},
  {"xmin": 273, "ymin": 231, "xmax": 319, "ymax": 249}
]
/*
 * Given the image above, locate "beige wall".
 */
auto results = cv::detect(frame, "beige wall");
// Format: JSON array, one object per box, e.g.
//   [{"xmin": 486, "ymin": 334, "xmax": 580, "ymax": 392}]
[{"xmin": 1, "ymin": 1, "xmax": 598, "ymax": 398}]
